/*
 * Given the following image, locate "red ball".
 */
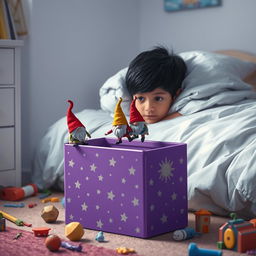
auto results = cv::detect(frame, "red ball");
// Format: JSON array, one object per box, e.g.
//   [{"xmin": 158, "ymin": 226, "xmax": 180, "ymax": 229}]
[{"xmin": 45, "ymin": 235, "xmax": 61, "ymax": 251}]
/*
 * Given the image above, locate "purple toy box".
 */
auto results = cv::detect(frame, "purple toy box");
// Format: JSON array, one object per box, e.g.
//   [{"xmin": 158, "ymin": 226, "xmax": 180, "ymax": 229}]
[{"xmin": 64, "ymin": 138, "xmax": 187, "ymax": 238}]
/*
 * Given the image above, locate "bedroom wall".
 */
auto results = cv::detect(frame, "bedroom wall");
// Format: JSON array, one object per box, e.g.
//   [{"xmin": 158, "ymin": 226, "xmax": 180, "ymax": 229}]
[
  {"xmin": 21, "ymin": 0, "xmax": 256, "ymax": 177},
  {"xmin": 139, "ymin": 0, "xmax": 256, "ymax": 53},
  {"xmin": 21, "ymin": 0, "xmax": 140, "ymax": 173}
]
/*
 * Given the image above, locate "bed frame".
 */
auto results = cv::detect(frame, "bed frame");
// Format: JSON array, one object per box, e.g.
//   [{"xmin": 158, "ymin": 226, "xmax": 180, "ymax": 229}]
[{"xmin": 216, "ymin": 50, "xmax": 256, "ymax": 89}]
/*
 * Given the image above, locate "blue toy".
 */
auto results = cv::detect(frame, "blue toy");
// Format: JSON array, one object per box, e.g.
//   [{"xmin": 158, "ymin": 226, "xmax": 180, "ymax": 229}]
[
  {"xmin": 95, "ymin": 231, "xmax": 105, "ymax": 242},
  {"xmin": 173, "ymin": 227, "xmax": 200, "ymax": 241},
  {"xmin": 188, "ymin": 243, "xmax": 222, "ymax": 256},
  {"xmin": 61, "ymin": 197, "xmax": 65, "ymax": 208}
]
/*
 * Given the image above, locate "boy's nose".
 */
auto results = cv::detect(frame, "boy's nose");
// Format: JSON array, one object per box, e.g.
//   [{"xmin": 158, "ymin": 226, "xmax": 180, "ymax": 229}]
[{"xmin": 144, "ymin": 100, "xmax": 155, "ymax": 112}]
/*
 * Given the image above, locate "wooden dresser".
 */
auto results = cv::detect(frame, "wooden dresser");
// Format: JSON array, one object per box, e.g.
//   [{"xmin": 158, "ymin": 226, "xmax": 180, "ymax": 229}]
[{"xmin": 0, "ymin": 40, "xmax": 23, "ymax": 186}]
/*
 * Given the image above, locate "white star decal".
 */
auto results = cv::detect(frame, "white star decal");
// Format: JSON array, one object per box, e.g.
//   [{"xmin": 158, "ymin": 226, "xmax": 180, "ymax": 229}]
[
  {"xmin": 135, "ymin": 227, "xmax": 140, "ymax": 233},
  {"xmin": 149, "ymin": 179, "xmax": 154, "ymax": 186},
  {"xmin": 96, "ymin": 153, "xmax": 99, "ymax": 157},
  {"xmin": 107, "ymin": 191, "xmax": 115, "ymax": 200},
  {"xmin": 171, "ymin": 192, "xmax": 177, "ymax": 200},
  {"xmin": 96, "ymin": 205, "xmax": 100, "ymax": 210},
  {"xmin": 128, "ymin": 166, "xmax": 136, "ymax": 175},
  {"xmin": 69, "ymin": 214, "xmax": 74, "ymax": 220},
  {"xmin": 179, "ymin": 176, "xmax": 183, "ymax": 182},
  {"xmin": 96, "ymin": 189, "xmax": 101, "ymax": 194},
  {"xmin": 80, "ymin": 166, "xmax": 84, "ymax": 170},
  {"xmin": 75, "ymin": 180, "xmax": 81, "ymax": 189},
  {"xmin": 109, "ymin": 218, "xmax": 113, "ymax": 223},
  {"xmin": 132, "ymin": 198, "xmax": 139, "ymax": 206},
  {"xmin": 69, "ymin": 159, "xmax": 75, "ymax": 167},
  {"xmin": 96, "ymin": 220, "xmax": 103, "ymax": 229},
  {"xmin": 121, "ymin": 213, "xmax": 128, "ymax": 222},
  {"xmin": 179, "ymin": 158, "xmax": 184, "ymax": 164},
  {"xmin": 90, "ymin": 163, "xmax": 97, "ymax": 172},
  {"xmin": 67, "ymin": 198, "xmax": 71, "ymax": 203},
  {"xmin": 161, "ymin": 214, "xmax": 168, "ymax": 223},
  {"xmin": 150, "ymin": 204, "xmax": 155, "ymax": 211},
  {"xmin": 81, "ymin": 202, "xmax": 88, "ymax": 211},
  {"xmin": 157, "ymin": 190, "xmax": 162, "ymax": 197},
  {"xmin": 98, "ymin": 175, "xmax": 104, "ymax": 181},
  {"xmin": 109, "ymin": 157, "xmax": 116, "ymax": 167},
  {"xmin": 121, "ymin": 178, "xmax": 126, "ymax": 184}
]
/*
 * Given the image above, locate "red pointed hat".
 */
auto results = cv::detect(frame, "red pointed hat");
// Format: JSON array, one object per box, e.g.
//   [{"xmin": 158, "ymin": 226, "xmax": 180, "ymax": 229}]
[
  {"xmin": 67, "ymin": 100, "xmax": 84, "ymax": 133},
  {"xmin": 129, "ymin": 98, "xmax": 145, "ymax": 123}
]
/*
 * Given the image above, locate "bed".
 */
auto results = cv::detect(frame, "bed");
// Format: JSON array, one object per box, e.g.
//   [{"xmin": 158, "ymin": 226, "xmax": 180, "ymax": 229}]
[{"xmin": 32, "ymin": 50, "xmax": 256, "ymax": 219}]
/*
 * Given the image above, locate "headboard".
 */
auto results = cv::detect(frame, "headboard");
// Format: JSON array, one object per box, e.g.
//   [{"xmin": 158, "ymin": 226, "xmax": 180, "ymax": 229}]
[{"xmin": 216, "ymin": 50, "xmax": 256, "ymax": 89}]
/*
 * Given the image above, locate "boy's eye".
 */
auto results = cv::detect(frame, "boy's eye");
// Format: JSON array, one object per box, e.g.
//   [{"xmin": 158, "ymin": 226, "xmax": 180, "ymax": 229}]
[
  {"xmin": 137, "ymin": 96, "xmax": 144, "ymax": 102},
  {"xmin": 155, "ymin": 96, "xmax": 164, "ymax": 102}
]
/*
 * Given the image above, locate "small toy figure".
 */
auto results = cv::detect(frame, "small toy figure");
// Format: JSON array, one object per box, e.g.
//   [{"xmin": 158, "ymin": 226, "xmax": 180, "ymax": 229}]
[
  {"xmin": 129, "ymin": 97, "xmax": 148, "ymax": 142},
  {"xmin": 13, "ymin": 232, "xmax": 22, "ymax": 240},
  {"xmin": 188, "ymin": 242, "xmax": 222, "ymax": 256},
  {"xmin": 67, "ymin": 100, "xmax": 91, "ymax": 145},
  {"xmin": 105, "ymin": 97, "xmax": 132, "ymax": 144},
  {"xmin": 173, "ymin": 227, "xmax": 200, "ymax": 241},
  {"xmin": 95, "ymin": 231, "xmax": 105, "ymax": 242},
  {"xmin": 116, "ymin": 247, "xmax": 136, "ymax": 255}
]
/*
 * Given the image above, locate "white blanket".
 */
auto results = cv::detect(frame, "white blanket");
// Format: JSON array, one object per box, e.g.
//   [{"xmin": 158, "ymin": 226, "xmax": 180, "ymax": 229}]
[{"xmin": 32, "ymin": 51, "xmax": 256, "ymax": 219}]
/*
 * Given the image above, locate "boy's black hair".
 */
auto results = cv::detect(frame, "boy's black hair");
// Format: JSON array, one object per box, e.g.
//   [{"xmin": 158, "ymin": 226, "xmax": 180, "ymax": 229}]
[{"xmin": 125, "ymin": 46, "xmax": 187, "ymax": 97}]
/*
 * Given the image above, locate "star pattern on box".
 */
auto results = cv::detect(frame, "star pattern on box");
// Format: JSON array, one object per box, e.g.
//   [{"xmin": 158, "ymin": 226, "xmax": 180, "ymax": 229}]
[{"xmin": 65, "ymin": 142, "xmax": 187, "ymax": 237}]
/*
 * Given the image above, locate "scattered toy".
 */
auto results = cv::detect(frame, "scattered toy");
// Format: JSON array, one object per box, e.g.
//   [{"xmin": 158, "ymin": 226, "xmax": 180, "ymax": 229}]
[
  {"xmin": 32, "ymin": 227, "xmax": 51, "ymax": 237},
  {"xmin": 67, "ymin": 100, "xmax": 91, "ymax": 145},
  {"xmin": 13, "ymin": 232, "xmax": 22, "ymax": 240},
  {"xmin": 45, "ymin": 234, "xmax": 61, "ymax": 252},
  {"xmin": 0, "ymin": 210, "xmax": 24, "ymax": 226},
  {"xmin": 38, "ymin": 189, "xmax": 52, "ymax": 199},
  {"xmin": 105, "ymin": 97, "xmax": 132, "ymax": 144},
  {"xmin": 194, "ymin": 209, "xmax": 212, "ymax": 233},
  {"xmin": 28, "ymin": 203, "xmax": 37, "ymax": 208},
  {"xmin": 41, "ymin": 205, "xmax": 59, "ymax": 223},
  {"xmin": 95, "ymin": 231, "xmax": 105, "ymax": 242},
  {"xmin": 0, "ymin": 184, "xmax": 38, "ymax": 201},
  {"xmin": 41, "ymin": 197, "xmax": 60, "ymax": 203},
  {"xmin": 172, "ymin": 227, "xmax": 200, "ymax": 241},
  {"xmin": 116, "ymin": 247, "xmax": 136, "ymax": 254},
  {"xmin": 129, "ymin": 97, "xmax": 149, "ymax": 142},
  {"xmin": 0, "ymin": 213, "xmax": 6, "ymax": 231},
  {"xmin": 65, "ymin": 222, "xmax": 84, "ymax": 241},
  {"xmin": 188, "ymin": 242, "xmax": 222, "ymax": 256},
  {"xmin": 61, "ymin": 197, "xmax": 65, "ymax": 208},
  {"xmin": 3, "ymin": 203, "xmax": 25, "ymax": 208},
  {"xmin": 217, "ymin": 213, "xmax": 256, "ymax": 253},
  {"xmin": 61, "ymin": 241, "xmax": 83, "ymax": 252}
]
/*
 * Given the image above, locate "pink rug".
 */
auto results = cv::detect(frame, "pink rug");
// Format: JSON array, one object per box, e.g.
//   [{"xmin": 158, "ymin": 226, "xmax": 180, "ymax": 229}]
[{"xmin": 0, "ymin": 226, "xmax": 140, "ymax": 256}]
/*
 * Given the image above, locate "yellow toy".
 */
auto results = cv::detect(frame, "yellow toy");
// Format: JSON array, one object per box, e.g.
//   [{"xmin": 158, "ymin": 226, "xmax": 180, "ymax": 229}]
[
  {"xmin": 41, "ymin": 197, "xmax": 60, "ymax": 203},
  {"xmin": 116, "ymin": 247, "xmax": 136, "ymax": 254},
  {"xmin": 65, "ymin": 222, "xmax": 84, "ymax": 241},
  {"xmin": 41, "ymin": 205, "xmax": 59, "ymax": 223},
  {"xmin": 0, "ymin": 210, "xmax": 23, "ymax": 226}
]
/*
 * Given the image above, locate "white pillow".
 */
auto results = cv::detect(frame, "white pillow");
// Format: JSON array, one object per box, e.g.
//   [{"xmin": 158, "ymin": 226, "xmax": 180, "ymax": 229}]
[{"xmin": 99, "ymin": 51, "xmax": 256, "ymax": 115}]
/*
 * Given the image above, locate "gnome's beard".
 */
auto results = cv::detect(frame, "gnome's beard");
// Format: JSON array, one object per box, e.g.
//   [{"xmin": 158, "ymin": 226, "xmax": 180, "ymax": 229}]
[
  {"xmin": 130, "ymin": 122, "xmax": 146, "ymax": 135},
  {"xmin": 113, "ymin": 125, "xmax": 127, "ymax": 138},
  {"xmin": 71, "ymin": 127, "xmax": 87, "ymax": 142}
]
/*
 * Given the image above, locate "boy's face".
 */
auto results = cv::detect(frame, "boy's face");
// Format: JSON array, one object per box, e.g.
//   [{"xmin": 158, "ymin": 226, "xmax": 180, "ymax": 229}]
[{"xmin": 133, "ymin": 88, "xmax": 173, "ymax": 124}]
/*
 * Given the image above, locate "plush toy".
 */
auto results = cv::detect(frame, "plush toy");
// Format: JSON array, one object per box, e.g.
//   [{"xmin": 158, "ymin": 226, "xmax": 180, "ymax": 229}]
[
  {"xmin": 67, "ymin": 100, "xmax": 91, "ymax": 145},
  {"xmin": 129, "ymin": 98, "xmax": 149, "ymax": 142},
  {"xmin": 105, "ymin": 97, "xmax": 132, "ymax": 144}
]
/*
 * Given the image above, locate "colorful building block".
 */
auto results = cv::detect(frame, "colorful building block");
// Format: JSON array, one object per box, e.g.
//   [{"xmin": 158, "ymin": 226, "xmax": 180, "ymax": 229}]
[
  {"xmin": 188, "ymin": 242, "xmax": 222, "ymax": 256},
  {"xmin": 218, "ymin": 217, "xmax": 256, "ymax": 253},
  {"xmin": 41, "ymin": 205, "xmax": 59, "ymax": 223},
  {"xmin": 0, "ymin": 213, "xmax": 6, "ymax": 231},
  {"xmin": 64, "ymin": 138, "xmax": 187, "ymax": 238},
  {"xmin": 65, "ymin": 222, "xmax": 84, "ymax": 241},
  {"xmin": 194, "ymin": 209, "xmax": 212, "ymax": 233}
]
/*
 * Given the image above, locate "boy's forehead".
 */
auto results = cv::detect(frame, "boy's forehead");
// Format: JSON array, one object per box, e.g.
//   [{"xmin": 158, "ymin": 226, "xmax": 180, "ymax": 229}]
[{"xmin": 136, "ymin": 88, "xmax": 171, "ymax": 96}]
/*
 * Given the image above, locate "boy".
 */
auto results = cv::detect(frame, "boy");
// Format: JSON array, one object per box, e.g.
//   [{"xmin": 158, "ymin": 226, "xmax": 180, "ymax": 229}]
[{"xmin": 125, "ymin": 46, "xmax": 187, "ymax": 124}]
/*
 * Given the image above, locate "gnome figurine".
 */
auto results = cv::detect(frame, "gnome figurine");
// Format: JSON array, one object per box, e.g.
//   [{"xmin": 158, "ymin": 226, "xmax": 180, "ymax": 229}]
[
  {"xmin": 67, "ymin": 100, "xmax": 91, "ymax": 145},
  {"xmin": 129, "ymin": 97, "xmax": 149, "ymax": 142},
  {"xmin": 105, "ymin": 97, "xmax": 132, "ymax": 144}
]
